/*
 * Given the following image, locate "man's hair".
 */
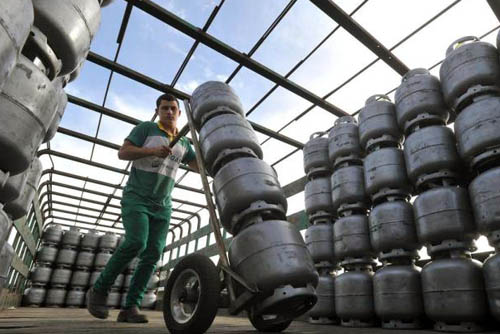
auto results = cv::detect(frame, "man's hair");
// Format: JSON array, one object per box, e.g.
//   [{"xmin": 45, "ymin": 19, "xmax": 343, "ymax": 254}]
[{"xmin": 156, "ymin": 93, "xmax": 179, "ymax": 109}]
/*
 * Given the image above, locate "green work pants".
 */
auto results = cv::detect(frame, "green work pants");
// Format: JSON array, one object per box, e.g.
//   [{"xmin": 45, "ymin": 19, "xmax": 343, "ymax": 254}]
[{"xmin": 93, "ymin": 194, "xmax": 171, "ymax": 308}]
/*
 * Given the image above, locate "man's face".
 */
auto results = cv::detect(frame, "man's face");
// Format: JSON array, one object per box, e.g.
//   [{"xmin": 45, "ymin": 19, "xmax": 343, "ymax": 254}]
[{"xmin": 156, "ymin": 99, "xmax": 180, "ymax": 126}]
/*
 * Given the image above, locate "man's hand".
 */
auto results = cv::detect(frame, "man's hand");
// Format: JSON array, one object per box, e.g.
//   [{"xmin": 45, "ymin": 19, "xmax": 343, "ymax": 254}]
[
  {"xmin": 118, "ymin": 140, "xmax": 173, "ymax": 161},
  {"xmin": 150, "ymin": 146, "xmax": 172, "ymax": 158}
]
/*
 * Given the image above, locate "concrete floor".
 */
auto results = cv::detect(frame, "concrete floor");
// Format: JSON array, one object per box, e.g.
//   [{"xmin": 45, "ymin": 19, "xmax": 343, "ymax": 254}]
[{"xmin": 0, "ymin": 307, "xmax": 498, "ymax": 334}]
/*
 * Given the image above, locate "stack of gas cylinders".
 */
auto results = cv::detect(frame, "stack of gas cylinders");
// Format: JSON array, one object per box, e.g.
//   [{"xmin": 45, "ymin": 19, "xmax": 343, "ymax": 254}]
[
  {"xmin": 0, "ymin": 0, "xmax": 112, "ymax": 287},
  {"xmin": 303, "ymin": 132, "xmax": 336, "ymax": 324},
  {"xmin": 300, "ymin": 34, "xmax": 500, "ymax": 332},
  {"xmin": 327, "ymin": 115, "xmax": 376, "ymax": 327},
  {"xmin": 25, "ymin": 226, "xmax": 159, "ymax": 309},
  {"xmin": 359, "ymin": 94, "xmax": 423, "ymax": 329},
  {"xmin": 192, "ymin": 81, "xmax": 318, "ymax": 321}
]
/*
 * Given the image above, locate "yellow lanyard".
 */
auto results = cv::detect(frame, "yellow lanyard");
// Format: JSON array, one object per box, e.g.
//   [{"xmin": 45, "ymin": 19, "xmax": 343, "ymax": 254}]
[{"xmin": 157, "ymin": 121, "xmax": 178, "ymax": 142}]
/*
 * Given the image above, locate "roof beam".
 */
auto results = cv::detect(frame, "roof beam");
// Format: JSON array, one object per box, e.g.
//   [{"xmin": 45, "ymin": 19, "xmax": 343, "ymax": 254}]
[
  {"xmin": 45, "ymin": 216, "xmax": 125, "ymax": 233},
  {"xmin": 42, "ymin": 169, "xmax": 123, "ymax": 190},
  {"xmin": 83, "ymin": 55, "xmax": 305, "ymax": 148},
  {"xmin": 87, "ymin": 51, "xmax": 188, "ymax": 100},
  {"xmin": 38, "ymin": 181, "xmax": 207, "ymax": 209},
  {"xmin": 39, "ymin": 191, "xmax": 121, "ymax": 210},
  {"xmin": 125, "ymin": 0, "xmax": 347, "ymax": 117},
  {"xmin": 310, "ymin": 0, "xmax": 409, "ymax": 76},
  {"xmin": 55, "ymin": 126, "xmax": 196, "ymax": 173},
  {"xmin": 488, "ymin": 0, "xmax": 500, "ymax": 22},
  {"xmin": 37, "ymin": 149, "xmax": 202, "ymax": 193},
  {"xmin": 171, "ymin": 0, "xmax": 226, "ymax": 86},
  {"xmin": 43, "ymin": 207, "xmax": 189, "ymax": 225}
]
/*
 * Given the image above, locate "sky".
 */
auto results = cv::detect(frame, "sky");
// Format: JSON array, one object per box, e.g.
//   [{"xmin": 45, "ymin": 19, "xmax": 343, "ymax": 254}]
[{"xmin": 35, "ymin": 0, "xmax": 500, "ymax": 261}]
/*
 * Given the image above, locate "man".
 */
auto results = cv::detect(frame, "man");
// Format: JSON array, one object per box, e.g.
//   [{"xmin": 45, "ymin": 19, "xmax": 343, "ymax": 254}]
[{"xmin": 87, "ymin": 93, "xmax": 198, "ymax": 323}]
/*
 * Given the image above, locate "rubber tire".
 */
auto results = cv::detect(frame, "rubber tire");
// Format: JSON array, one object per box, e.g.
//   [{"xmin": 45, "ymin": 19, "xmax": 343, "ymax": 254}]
[
  {"xmin": 247, "ymin": 312, "xmax": 293, "ymax": 333},
  {"xmin": 163, "ymin": 254, "xmax": 220, "ymax": 334}
]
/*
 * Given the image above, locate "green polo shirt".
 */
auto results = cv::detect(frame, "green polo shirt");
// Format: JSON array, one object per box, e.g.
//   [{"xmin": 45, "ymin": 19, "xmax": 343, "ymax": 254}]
[{"xmin": 123, "ymin": 121, "xmax": 196, "ymax": 208}]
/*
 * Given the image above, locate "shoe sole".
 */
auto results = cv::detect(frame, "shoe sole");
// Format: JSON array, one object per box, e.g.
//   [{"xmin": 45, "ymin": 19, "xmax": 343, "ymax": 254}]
[
  {"xmin": 117, "ymin": 318, "xmax": 149, "ymax": 323},
  {"xmin": 86, "ymin": 291, "xmax": 109, "ymax": 319},
  {"xmin": 117, "ymin": 314, "xmax": 148, "ymax": 323},
  {"xmin": 88, "ymin": 308, "xmax": 109, "ymax": 320}
]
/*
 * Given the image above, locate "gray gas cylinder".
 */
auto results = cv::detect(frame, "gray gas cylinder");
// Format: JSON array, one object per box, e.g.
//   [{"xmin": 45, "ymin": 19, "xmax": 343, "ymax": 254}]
[
  {"xmin": 331, "ymin": 165, "xmax": 369, "ymax": 214},
  {"xmin": 112, "ymin": 273, "xmax": 124, "ymax": 290},
  {"xmin": 328, "ymin": 116, "xmax": 362, "ymax": 168},
  {"xmin": 98, "ymin": 232, "xmax": 118, "ymax": 250},
  {"xmin": 303, "ymin": 133, "xmax": 330, "ymax": 176},
  {"xmin": 117, "ymin": 235, "xmax": 126, "ymax": 249},
  {"xmin": 191, "ymin": 81, "xmax": 244, "ymax": 130},
  {"xmin": 25, "ymin": 286, "xmax": 46, "ymax": 306},
  {"xmin": 120, "ymin": 292, "xmax": 127, "ymax": 308},
  {"xmin": 483, "ymin": 252, "xmax": 500, "ymax": 322},
  {"xmin": 123, "ymin": 273, "xmax": 133, "ymax": 289},
  {"xmin": 498, "ymin": 28, "xmax": 500, "ymax": 50},
  {"xmin": 369, "ymin": 200, "xmax": 419, "ymax": 259},
  {"xmin": 469, "ymin": 167, "xmax": 500, "ymax": 246},
  {"xmin": 363, "ymin": 147, "xmax": 410, "ymax": 202},
  {"xmin": 421, "ymin": 253, "xmax": 488, "ymax": 332},
  {"xmin": 0, "ymin": 209, "xmax": 12, "ymax": 250},
  {"xmin": 304, "ymin": 177, "xmax": 333, "ymax": 218},
  {"xmin": 4, "ymin": 158, "xmax": 43, "ymax": 220},
  {"xmin": 32, "ymin": 0, "xmax": 102, "ymax": 76},
  {"xmin": 147, "ymin": 272, "xmax": 159, "ymax": 291},
  {"xmin": 0, "ymin": 0, "xmax": 34, "ymax": 91},
  {"xmin": 89, "ymin": 269, "xmax": 102, "ymax": 287},
  {"xmin": 199, "ymin": 113, "xmax": 262, "ymax": 176},
  {"xmin": 141, "ymin": 291, "xmax": 157, "ymax": 310},
  {"xmin": 440, "ymin": 36, "xmax": 500, "ymax": 110},
  {"xmin": 65, "ymin": 288, "xmax": 85, "ymax": 307},
  {"xmin": 70, "ymin": 270, "xmax": 90, "ymax": 288},
  {"xmin": 141, "ymin": 290, "xmax": 157, "ymax": 309},
  {"xmin": 50, "ymin": 267, "xmax": 72, "ymax": 286},
  {"xmin": 106, "ymin": 290, "xmax": 121, "ymax": 308},
  {"xmin": 358, "ymin": 95, "xmax": 402, "ymax": 152},
  {"xmin": 94, "ymin": 250, "xmax": 112, "ymax": 268},
  {"xmin": 213, "ymin": 157, "xmax": 287, "ymax": 234},
  {"xmin": 55, "ymin": 247, "xmax": 77, "ymax": 267},
  {"xmin": 81, "ymin": 230, "xmax": 100, "ymax": 250},
  {"xmin": 374, "ymin": 263, "xmax": 424, "ymax": 329},
  {"xmin": 334, "ymin": 215, "xmax": 373, "ymax": 264},
  {"xmin": 45, "ymin": 287, "xmax": 67, "ymax": 306},
  {"xmin": 305, "ymin": 223, "xmax": 334, "ymax": 265},
  {"xmin": 100, "ymin": 0, "xmax": 115, "ymax": 7},
  {"xmin": 0, "ymin": 169, "xmax": 28, "ymax": 204},
  {"xmin": 335, "ymin": 267, "xmax": 375, "ymax": 327},
  {"xmin": 454, "ymin": 94, "xmax": 500, "ymax": 169},
  {"xmin": 75, "ymin": 250, "xmax": 95, "ymax": 268},
  {"xmin": 127, "ymin": 257, "xmax": 138, "ymax": 273},
  {"xmin": 43, "ymin": 77, "xmax": 67, "ymax": 143},
  {"xmin": 307, "ymin": 269, "xmax": 336, "ymax": 324},
  {"xmin": 31, "ymin": 265, "xmax": 52, "ymax": 286},
  {"xmin": 395, "ymin": 68, "xmax": 449, "ymax": 134},
  {"xmin": 61, "ymin": 227, "xmax": 81, "ymax": 248},
  {"xmin": 404, "ymin": 125, "xmax": 461, "ymax": 189},
  {"xmin": 229, "ymin": 220, "xmax": 318, "ymax": 292},
  {"xmin": 22, "ymin": 25, "xmax": 62, "ymax": 81},
  {"xmin": 37, "ymin": 244, "xmax": 58, "ymax": 264},
  {"xmin": 0, "ymin": 242, "xmax": 14, "ymax": 294},
  {"xmin": 42, "ymin": 225, "xmax": 63, "ymax": 245},
  {"xmin": 413, "ymin": 186, "xmax": 478, "ymax": 255},
  {"xmin": 0, "ymin": 53, "xmax": 58, "ymax": 175}
]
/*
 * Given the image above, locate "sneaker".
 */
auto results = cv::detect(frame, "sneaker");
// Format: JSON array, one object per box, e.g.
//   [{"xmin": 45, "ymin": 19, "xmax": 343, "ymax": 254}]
[
  {"xmin": 86, "ymin": 288, "xmax": 109, "ymax": 319},
  {"xmin": 117, "ymin": 306, "xmax": 149, "ymax": 323}
]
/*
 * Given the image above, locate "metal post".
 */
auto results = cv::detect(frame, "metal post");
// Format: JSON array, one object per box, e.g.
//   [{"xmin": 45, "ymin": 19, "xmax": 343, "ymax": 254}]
[{"xmin": 183, "ymin": 99, "xmax": 236, "ymax": 301}]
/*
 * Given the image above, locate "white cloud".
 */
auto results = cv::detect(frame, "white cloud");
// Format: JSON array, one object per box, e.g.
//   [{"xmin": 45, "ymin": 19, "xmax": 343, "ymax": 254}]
[{"xmin": 177, "ymin": 79, "xmax": 201, "ymax": 94}]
